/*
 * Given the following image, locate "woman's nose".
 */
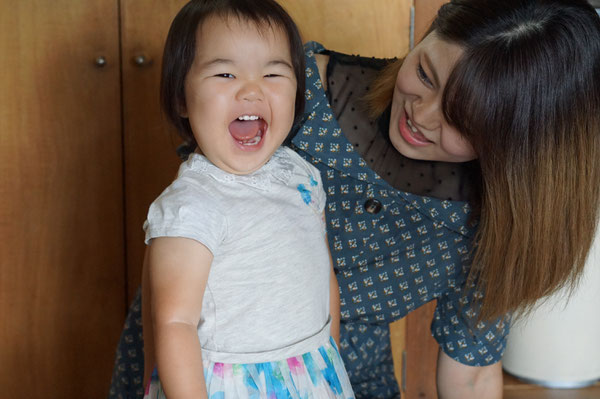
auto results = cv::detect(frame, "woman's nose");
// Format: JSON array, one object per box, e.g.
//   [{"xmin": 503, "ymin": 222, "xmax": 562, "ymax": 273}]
[
  {"xmin": 237, "ymin": 81, "xmax": 264, "ymax": 102},
  {"xmin": 412, "ymin": 96, "xmax": 442, "ymax": 131}
]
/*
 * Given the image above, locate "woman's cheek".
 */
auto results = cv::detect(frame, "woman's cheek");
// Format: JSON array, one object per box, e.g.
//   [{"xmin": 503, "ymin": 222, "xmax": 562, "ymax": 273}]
[{"xmin": 442, "ymin": 132, "xmax": 477, "ymax": 161}]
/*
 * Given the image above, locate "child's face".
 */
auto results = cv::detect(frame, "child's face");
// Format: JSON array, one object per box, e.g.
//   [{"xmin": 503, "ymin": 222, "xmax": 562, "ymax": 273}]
[{"xmin": 182, "ymin": 15, "xmax": 297, "ymax": 175}]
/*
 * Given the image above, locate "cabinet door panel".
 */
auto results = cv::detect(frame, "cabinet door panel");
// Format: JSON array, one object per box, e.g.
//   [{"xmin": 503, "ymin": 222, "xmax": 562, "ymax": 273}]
[
  {"xmin": 414, "ymin": 0, "xmax": 448, "ymax": 43},
  {"xmin": 278, "ymin": 0, "xmax": 411, "ymax": 58},
  {"xmin": 405, "ymin": 302, "xmax": 439, "ymax": 398},
  {"xmin": 121, "ymin": 0, "xmax": 188, "ymax": 301},
  {"xmin": 0, "ymin": 1, "xmax": 124, "ymax": 397}
]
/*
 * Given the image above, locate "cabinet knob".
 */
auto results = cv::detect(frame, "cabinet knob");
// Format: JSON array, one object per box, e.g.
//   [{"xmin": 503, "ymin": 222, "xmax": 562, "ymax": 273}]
[
  {"xmin": 133, "ymin": 54, "xmax": 151, "ymax": 67},
  {"xmin": 94, "ymin": 56, "xmax": 107, "ymax": 67}
]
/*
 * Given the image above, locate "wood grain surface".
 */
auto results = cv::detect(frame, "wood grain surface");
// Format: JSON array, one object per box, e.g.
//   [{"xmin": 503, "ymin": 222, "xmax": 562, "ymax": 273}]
[{"xmin": 0, "ymin": 0, "xmax": 125, "ymax": 396}]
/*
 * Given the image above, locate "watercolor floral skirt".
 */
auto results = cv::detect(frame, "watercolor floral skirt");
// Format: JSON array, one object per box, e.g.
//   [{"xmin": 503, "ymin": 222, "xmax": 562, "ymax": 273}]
[{"xmin": 144, "ymin": 337, "xmax": 355, "ymax": 399}]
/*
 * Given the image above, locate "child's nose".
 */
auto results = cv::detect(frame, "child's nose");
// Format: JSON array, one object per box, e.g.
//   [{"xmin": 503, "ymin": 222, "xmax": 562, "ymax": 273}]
[{"xmin": 237, "ymin": 82, "xmax": 264, "ymax": 102}]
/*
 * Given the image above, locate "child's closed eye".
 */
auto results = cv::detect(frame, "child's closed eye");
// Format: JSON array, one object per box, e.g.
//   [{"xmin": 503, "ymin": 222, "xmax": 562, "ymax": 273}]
[{"xmin": 215, "ymin": 73, "xmax": 235, "ymax": 78}]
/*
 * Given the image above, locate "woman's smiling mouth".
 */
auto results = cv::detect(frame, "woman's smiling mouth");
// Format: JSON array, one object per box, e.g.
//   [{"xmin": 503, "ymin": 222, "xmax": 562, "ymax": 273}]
[{"xmin": 398, "ymin": 111, "xmax": 433, "ymax": 146}]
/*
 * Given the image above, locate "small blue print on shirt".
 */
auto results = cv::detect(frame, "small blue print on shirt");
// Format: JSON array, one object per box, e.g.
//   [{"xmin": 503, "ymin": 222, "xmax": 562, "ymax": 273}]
[{"xmin": 297, "ymin": 176, "xmax": 318, "ymax": 205}]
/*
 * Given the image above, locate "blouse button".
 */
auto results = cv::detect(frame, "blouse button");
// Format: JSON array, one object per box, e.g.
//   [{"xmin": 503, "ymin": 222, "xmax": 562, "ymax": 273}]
[{"xmin": 364, "ymin": 198, "xmax": 382, "ymax": 214}]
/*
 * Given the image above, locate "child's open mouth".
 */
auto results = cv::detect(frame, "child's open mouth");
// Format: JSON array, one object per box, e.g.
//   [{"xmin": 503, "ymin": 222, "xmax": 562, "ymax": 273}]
[{"xmin": 228, "ymin": 115, "xmax": 267, "ymax": 147}]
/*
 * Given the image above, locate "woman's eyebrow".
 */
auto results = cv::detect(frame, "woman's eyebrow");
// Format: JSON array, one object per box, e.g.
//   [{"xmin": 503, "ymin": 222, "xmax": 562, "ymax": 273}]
[{"xmin": 422, "ymin": 52, "xmax": 440, "ymax": 87}]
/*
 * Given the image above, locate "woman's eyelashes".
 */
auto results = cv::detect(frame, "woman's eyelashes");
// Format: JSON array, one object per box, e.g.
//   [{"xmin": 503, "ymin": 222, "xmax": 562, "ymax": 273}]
[{"xmin": 417, "ymin": 64, "xmax": 433, "ymax": 88}]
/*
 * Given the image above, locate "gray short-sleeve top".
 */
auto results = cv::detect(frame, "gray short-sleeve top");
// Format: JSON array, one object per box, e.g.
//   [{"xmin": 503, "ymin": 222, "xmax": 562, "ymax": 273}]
[{"xmin": 144, "ymin": 147, "xmax": 332, "ymax": 363}]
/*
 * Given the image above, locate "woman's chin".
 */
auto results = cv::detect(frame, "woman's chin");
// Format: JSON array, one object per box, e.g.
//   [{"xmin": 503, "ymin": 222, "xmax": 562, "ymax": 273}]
[{"xmin": 389, "ymin": 126, "xmax": 423, "ymax": 161}]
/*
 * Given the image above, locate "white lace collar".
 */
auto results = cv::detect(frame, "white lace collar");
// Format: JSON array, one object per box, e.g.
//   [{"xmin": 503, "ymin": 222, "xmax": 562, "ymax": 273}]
[{"xmin": 184, "ymin": 147, "xmax": 294, "ymax": 191}]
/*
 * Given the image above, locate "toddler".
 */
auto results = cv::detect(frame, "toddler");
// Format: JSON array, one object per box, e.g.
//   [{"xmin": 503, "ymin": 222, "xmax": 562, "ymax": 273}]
[{"xmin": 141, "ymin": 1, "xmax": 354, "ymax": 398}]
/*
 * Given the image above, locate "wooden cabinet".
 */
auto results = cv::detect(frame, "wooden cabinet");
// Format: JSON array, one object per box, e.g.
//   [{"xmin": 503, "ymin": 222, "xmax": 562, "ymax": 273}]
[
  {"xmin": 120, "ymin": 0, "xmax": 188, "ymax": 302},
  {"xmin": 0, "ymin": 0, "xmax": 443, "ymax": 397},
  {"xmin": 0, "ymin": 1, "xmax": 124, "ymax": 397}
]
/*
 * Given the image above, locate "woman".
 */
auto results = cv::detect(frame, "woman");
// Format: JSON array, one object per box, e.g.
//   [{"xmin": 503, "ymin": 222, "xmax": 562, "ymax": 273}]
[{"xmin": 110, "ymin": 0, "xmax": 600, "ymax": 398}]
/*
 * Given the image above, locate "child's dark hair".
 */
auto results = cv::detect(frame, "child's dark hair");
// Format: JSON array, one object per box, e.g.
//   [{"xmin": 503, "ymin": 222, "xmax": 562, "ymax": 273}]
[{"xmin": 160, "ymin": 0, "xmax": 305, "ymax": 147}]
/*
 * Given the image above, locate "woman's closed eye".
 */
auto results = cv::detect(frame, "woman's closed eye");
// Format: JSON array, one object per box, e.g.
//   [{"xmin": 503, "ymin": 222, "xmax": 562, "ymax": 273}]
[{"xmin": 417, "ymin": 64, "xmax": 433, "ymax": 88}]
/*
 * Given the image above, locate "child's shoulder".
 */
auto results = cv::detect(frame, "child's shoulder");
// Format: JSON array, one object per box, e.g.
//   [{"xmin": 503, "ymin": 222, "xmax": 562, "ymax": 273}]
[
  {"xmin": 153, "ymin": 156, "xmax": 222, "ymax": 208},
  {"xmin": 278, "ymin": 146, "xmax": 322, "ymax": 181},
  {"xmin": 278, "ymin": 145, "xmax": 311, "ymax": 167}
]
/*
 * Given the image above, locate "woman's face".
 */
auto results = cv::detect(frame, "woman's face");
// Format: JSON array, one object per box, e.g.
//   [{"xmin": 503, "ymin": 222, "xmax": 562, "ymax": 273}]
[{"xmin": 389, "ymin": 32, "xmax": 477, "ymax": 162}]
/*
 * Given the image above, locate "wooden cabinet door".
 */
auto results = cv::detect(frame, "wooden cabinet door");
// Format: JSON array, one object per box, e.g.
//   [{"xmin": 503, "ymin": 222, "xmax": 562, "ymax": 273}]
[
  {"xmin": 0, "ymin": 1, "xmax": 125, "ymax": 397},
  {"xmin": 414, "ymin": 0, "xmax": 448, "ymax": 43},
  {"xmin": 278, "ymin": 0, "xmax": 412, "ymax": 58},
  {"xmin": 120, "ymin": 0, "xmax": 188, "ymax": 301}
]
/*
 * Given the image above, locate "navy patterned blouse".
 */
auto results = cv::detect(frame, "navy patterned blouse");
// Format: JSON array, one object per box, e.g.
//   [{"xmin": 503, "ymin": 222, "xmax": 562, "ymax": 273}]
[
  {"xmin": 290, "ymin": 42, "xmax": 509, "ymax": 398},
  {"xmin": 108, "ymin": 42, "xmax": 509, "ymax": 399}
]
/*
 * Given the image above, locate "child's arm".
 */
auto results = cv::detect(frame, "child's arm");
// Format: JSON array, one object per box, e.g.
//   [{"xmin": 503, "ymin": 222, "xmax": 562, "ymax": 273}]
[
  {"xmin": 148, "ymin": 236, "xmax": 213, "ymax": 399},
  {"xmin": 326, "ymin": 231, "xmax": 341, "ymax": 346},
  {"xmin": 142, "ymin": 249, "xmax": 155, "ymax": 387}
]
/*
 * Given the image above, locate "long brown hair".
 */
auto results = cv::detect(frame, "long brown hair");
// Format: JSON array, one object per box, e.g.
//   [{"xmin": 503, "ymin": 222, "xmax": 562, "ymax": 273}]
[{"xmin": 369, "ymin": 0, "xmax": 600, "ymax": 320}]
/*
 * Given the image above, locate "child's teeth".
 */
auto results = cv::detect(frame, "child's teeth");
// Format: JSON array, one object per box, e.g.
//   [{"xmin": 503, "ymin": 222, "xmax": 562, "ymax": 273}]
[
  {"xmin": 238, "ymin": 115, "xmax": 260, "ymax": 121},
  {"xmin": 240, "ymin": 130, "xmax": 263, "ymax": 146},
  {"xmin": 242, "ymin": 136, "xmax": 261, "ymax": 145}
]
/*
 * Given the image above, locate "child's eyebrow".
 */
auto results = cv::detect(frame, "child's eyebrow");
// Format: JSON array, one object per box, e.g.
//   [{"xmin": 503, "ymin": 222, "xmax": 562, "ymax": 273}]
[
  {"xmin": 199, "ymin": 58, "xmax": 234, "ymax": 69},
  {"xmin": 198, "ymin": 58, "xmax": 293, "ymax": 70}
]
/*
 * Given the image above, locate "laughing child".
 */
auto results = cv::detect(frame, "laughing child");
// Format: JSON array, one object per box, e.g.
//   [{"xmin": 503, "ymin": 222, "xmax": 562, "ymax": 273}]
[{"xmin": 141, "ymin": 1, "xmax": 354, "ymax": 398}]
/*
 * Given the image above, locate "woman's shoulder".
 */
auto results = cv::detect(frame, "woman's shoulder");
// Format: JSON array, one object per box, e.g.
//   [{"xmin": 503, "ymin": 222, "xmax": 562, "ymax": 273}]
[
  {"xmin": 304, "ymin": 41, "xmax": 396, "ymax": 67},
  {"xmin": 305, "ymin": 41, "xmax": 396, "ymax": 88}
]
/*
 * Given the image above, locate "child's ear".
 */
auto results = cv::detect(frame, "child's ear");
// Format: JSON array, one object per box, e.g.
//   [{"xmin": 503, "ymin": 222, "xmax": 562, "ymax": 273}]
[{"xmin": 177, "ymin": 100, "xmax": 188, "ymax": 118}]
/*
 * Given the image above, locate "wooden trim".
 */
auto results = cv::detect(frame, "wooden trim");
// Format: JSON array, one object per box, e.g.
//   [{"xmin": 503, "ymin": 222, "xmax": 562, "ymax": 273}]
[{"xmin": 404, "ymin": 301, "xmax": 439, "ymax": 398}]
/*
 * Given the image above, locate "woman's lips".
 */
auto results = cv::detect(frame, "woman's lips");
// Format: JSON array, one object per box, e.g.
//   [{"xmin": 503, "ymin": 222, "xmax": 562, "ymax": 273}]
[{"xmin": 398, "ymin": 111, "xmax": 432, "ymax": 146}]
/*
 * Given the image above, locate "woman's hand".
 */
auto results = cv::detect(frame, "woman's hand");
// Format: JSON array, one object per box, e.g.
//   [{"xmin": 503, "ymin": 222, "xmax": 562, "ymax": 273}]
[{"xmin": 437, "ymin": 349, "xmax": 503, "ymax": 399}]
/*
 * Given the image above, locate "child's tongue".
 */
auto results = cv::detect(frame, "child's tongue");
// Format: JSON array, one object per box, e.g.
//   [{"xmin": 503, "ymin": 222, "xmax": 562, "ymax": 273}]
[{"xmin": 228, "ymin": 119, "xmax": 266, "ymax": 141}]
